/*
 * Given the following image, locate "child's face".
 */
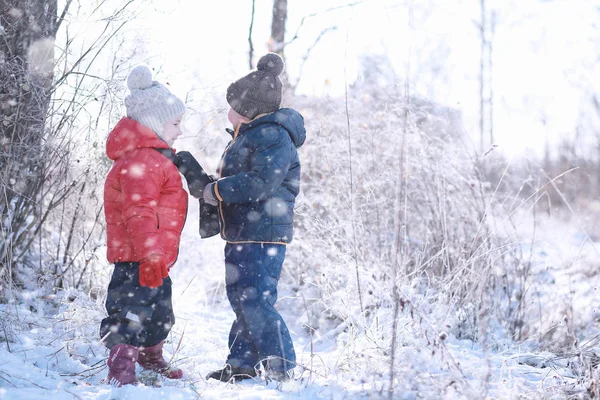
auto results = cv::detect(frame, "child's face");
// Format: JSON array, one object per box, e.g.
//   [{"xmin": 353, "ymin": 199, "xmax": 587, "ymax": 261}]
[
  {"xmin": 162, "ymin": 115, "xmax": 183, "ymax": 146},
  {"xmin": 228, "ymin": 107, "xmax": 249, "ymax": 128}
]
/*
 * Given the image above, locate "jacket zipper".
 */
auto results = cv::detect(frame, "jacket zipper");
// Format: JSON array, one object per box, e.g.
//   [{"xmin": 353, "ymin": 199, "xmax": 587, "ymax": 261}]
[{"xmin": 216, "ymin": 124, "xmax": 242, "ymax": 239}]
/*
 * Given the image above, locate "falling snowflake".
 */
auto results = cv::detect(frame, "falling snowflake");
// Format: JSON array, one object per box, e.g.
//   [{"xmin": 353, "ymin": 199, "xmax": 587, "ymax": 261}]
[
  {"xmin": 27, "ymin": 38, "xmax": 54, "ymax": 77},
  {"xmin": 264, "ymin": 197, "xmax": 288, "ymax": 217},
  {"xmin": 128, "ymin": 163, "xmax": 145, "ymax": 178}
]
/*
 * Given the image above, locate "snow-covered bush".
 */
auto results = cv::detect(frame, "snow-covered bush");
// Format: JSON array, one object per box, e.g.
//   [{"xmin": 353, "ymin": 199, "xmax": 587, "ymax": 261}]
[{"xmin": 286, "ymin": 71, "xmax": 530, "ymax": 388}]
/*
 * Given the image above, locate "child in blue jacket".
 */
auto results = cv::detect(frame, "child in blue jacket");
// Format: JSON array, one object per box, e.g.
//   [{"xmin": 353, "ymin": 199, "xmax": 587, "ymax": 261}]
[{"xmin": 203, "ymin": 53, "xmax": 306, "ymax": 382}]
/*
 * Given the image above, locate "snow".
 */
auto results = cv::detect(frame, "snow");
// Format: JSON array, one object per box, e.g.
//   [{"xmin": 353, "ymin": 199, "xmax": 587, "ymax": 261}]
[
  {"xmin": 1, "ymin": 202, "xmax": 599, "ymax": 400},
  {"xmin": 2, "ymin": 1, "xmax": 600, "ymax": 398},
  {"xmin": 26, "ymin": 38, "xmax": 55, "ymax": 77}
]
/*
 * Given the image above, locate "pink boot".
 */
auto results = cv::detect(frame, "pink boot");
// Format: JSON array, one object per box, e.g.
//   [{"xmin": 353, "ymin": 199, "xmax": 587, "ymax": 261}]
[
  {"xmin": 106, "ymin": 344, "xmax": 139, "ymax": 386},
  {"xmin": 138, "ymin": 341, "xmax": 183, "ymax": 379}
]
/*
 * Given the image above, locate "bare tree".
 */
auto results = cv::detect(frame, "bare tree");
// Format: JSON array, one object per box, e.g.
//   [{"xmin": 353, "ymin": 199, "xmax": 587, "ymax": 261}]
[
  {"xmin": 0, "ymin": 0, "xmax": 61, "ymax": 285},
  {"xmin": 269, "ymin": 0, "xmax": 287, "ymax": 56},
  {"xmin": 479, "ymin": 0, "xmax": 486, "ymax": 154},
  {"xmin": 0, "ymin": 0, "xmax": 141, "ymax": 297},
  {"xmin": 269, "ymin": 1, "xmax": 363, "ymax": 92},
  {"xmin": 488, "ymin": 11, "xmax": 496, "ymax": 148},
  {"xmin": 478, "ymin": 0, "xmax": 495, "ymax": 154},
  {"xmin": 248, "ymin": 0, "xmax": 256, "ymax": 69}
]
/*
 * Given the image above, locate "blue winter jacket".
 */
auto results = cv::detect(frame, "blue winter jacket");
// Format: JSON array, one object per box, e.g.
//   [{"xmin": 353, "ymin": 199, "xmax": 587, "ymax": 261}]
[{"xmin": 214, "ymin": 108, "xmax": 306, "ymax": 244}]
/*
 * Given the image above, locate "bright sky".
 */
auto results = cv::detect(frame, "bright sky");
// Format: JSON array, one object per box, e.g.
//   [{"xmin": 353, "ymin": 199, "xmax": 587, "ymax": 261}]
[{"xmin": 128, "ymin": 0, "xmax": 599, "ymax": 158}]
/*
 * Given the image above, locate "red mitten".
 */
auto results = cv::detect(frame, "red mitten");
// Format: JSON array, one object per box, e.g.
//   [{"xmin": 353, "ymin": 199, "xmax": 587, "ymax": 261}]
[{"xmin": 139, "ymin": 255, "xmax": 168, "ymax": 288}]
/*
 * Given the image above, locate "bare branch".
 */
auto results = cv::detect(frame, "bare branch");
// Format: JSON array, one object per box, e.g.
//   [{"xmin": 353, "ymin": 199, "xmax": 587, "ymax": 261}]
[
  {"xmin": 55, "ymin": 0, "xmax": 74, "ymax": 35},
  {"xmin": 285, "ymin": 1, "xmax": 365, "ymax": 48},
  {"xmin": 248, "ymin": 0, "xmax": 256, "ymax": 69},
  {"xmin": 293, "ymin": 26, "xmax": 337, "ymax": 91}
]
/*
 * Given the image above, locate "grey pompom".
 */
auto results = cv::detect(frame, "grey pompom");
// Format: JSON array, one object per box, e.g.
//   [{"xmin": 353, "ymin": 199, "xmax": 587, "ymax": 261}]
[
  {"xmin": 127, "ymin": 65, "xmax": 153, "ymax": 90},
  {"xmin": 257, "ymin": 53, "xmax": 284, "ymax": 76}
]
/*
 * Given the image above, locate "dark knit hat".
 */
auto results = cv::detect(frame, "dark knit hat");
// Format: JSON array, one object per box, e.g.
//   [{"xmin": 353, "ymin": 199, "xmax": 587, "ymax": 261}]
[{"xmin": 226, "ymin": 53, "xmax": 284, "ymax": 119}]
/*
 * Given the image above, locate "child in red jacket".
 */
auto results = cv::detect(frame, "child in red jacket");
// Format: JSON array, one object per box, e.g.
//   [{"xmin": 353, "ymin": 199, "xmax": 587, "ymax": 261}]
[{"xmin": 100, "ymin": 65, "xmax": 187, "ymax": 386}]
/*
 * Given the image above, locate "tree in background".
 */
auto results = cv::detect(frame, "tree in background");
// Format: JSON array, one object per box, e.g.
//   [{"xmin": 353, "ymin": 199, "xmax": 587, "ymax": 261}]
[
  {"xmin": 0, "ymin": 0, "xmax": 143, "ymax": 298},
  {"xmin": 478, "ymin": 0, "xmax": 496, "ymax": 155},
  {"xmin": 269, "ymin": 0, "xmax": 287, "ymax": 56},
  {"xmin": 0, "ymin": 0, "xmax": 60, "ymax": 288}
]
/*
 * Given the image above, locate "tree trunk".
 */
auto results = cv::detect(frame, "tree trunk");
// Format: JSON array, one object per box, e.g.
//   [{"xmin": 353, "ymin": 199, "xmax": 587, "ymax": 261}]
[
  {"xmin": 0, "ymin": 0, "xmax": 57, "ymax": 279},
  {"xmin": 488, "ymin": 11, "xmax": 495, "ymax": 147},
  {"xmin": 269, "ymin": 0, "xmax": 289, "ymax": 92},
  {"xmin": 269, "ymin": 0, "xmax": 287, "ymax": 56},
  {"xmin": 248, "ymin": 0, "xmax": 256, "ymax": 69},
  {"xmin": 479, "ymin": 0, "xmax": 485, "ymax": 154}
]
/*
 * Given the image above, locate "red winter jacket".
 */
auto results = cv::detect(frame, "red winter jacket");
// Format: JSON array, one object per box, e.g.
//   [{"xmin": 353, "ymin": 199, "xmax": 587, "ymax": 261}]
[{"xmin": 104, "ymin": 117, "xmax": 187, "ymax": 267}]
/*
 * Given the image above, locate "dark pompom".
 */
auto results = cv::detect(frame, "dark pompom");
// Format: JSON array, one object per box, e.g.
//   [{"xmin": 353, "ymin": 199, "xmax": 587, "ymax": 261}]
[{"xmin": 257, "ymin": 53, "xmax": 284, "ymax": 76}]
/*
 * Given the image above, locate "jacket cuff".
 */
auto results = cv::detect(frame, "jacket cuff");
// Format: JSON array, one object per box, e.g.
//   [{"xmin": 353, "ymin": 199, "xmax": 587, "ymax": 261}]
[{"xmin": 213, "ymin": 180, "xmax": 223, "ymax": 202}]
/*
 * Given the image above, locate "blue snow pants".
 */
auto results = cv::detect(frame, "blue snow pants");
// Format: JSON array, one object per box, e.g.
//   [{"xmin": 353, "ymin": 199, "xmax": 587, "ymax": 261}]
[
  {"xmin": 99, "ymin": 262, "xmax": 174, "ymax": 349},
  {"xmin": 224, "ymin": 243, "xmax": 296, "ymax": 372}
]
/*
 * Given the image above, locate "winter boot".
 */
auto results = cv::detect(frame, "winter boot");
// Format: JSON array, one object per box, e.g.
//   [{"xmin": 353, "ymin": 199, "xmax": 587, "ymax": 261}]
[
  {"xmin": 138, "ymin": 341, "xmax": 183, "ymax": 379},
  {"xmin": 106, "ymin": 343, "xmax": 139, "ymax": 386},
  {"xmin": 206, "ymin": 364, "xmax": 257, "ymax": 382}
]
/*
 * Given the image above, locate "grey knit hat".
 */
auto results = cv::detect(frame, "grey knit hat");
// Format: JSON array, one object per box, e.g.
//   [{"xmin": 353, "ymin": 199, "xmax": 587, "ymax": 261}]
[
  {"xmin": 226, "ymin": 53, "xmax": 284, "ymax": 119},
  {"xmin": 124, "ymin": 65, "xmax": 186, "ymax": 135}
]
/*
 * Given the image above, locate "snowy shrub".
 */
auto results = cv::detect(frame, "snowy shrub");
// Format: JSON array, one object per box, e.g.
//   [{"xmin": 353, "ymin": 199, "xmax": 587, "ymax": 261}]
[{"xmin": 285, "ymin": 74, "xmax": 532, "ymax": 391}]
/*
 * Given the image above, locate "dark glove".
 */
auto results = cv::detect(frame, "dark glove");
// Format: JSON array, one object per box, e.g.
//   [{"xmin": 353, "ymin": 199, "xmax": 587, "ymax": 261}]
[
  {"xmin": 199, "ymin": 200, "xmax": 220, "ymax": 238},
  {"xmin": 176, "ymin": 151, "xmax": 220, "ymax": 238},
  {"xmin": 176, "ymin": 151, "xmax": 214, "ymax": 198}
]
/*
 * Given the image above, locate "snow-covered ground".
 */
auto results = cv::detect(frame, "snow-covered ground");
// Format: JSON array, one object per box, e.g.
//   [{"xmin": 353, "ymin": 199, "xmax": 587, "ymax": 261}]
[{"xmin": 1, "ymin": 204, "xmax": 600, "ymax": 399}]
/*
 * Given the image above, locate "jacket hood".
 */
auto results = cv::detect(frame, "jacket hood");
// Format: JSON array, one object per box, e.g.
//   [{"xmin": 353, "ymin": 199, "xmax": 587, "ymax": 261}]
[
  {"xmin": 240, "ymin": 108, "xmax": 306, "ymax": 148},
  {"xmin": 106, "ymin": 117, "xmax": 169, "ymax": 160}
]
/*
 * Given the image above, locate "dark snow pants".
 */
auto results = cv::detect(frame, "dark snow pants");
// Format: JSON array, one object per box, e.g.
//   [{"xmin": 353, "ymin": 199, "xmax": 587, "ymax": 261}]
[
  {"xmin": 99, "ymin": 262, "xmax": 174, "ymax": 349},
  {"xmin": 224, "ymin": 243, "xmax": 296, "ymax": 372}
]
